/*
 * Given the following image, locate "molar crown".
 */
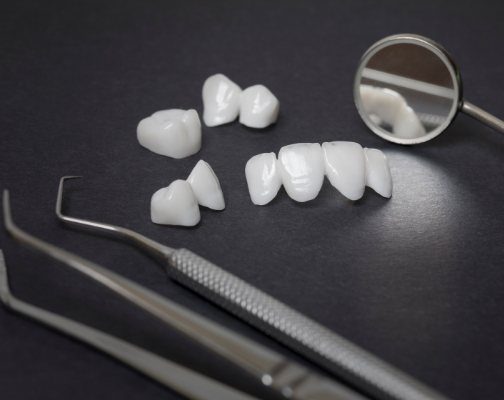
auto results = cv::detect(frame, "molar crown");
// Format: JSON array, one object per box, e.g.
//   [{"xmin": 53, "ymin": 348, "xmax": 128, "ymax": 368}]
[
  {"xmin": 137, "ymin": 109, "xmax": 202, "ymax": 159},
  {"xmin": 150, "ymin": 160, "xmax": 225, "ymax": 227},
  {"xmin": 202, "ymin": 74, "xmax": 242, "ymax": 127},
  {"xmin": 239, "ymin": 85, "xmax": 279, "ymax": 129},
  {"xmin": 151, "ymin": 180, "xmax": 201, "ymax": 226}
]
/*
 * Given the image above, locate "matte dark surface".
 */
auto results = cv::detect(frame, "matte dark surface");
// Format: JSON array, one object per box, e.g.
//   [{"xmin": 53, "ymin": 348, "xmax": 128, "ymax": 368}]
[{"xmin": 1, "ymin": 1, "xmax": 503, "ymax": 399}]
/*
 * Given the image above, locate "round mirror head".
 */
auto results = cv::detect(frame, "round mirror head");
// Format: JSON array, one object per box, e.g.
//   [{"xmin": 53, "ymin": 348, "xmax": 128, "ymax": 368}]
[{"xmin": 354, "ymin": 34, "xmax": 462, "ymax": 144}]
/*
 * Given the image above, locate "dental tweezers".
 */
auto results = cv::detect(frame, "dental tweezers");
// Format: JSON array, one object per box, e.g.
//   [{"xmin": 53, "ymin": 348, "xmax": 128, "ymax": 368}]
[
  {"xmin": 55, "ymin": 177, "xmax": 450, "ymax": 400},
  {"xmin": 3, "ymin": 189, "xmax": 365, "ymax": 400},
  {"xmin": 0, "ymin": 250, "xmax": 258, "ymax": 400}
]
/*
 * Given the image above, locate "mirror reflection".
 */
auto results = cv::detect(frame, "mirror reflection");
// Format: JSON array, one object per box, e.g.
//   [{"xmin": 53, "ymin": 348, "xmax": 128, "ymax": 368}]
[{"xmin": 358, "ymin": 42, "xmax": 457, "ymax": 139}]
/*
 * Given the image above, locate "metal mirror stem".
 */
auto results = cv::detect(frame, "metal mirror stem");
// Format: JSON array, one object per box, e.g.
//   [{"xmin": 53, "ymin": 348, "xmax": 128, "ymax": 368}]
[
  {"xmin": 461, "ymin": 100, "xmax": 504, "ymax": 133},
  {"xmin": 354, "ymin": 34, "xmax": 504, "ymax": 144}
]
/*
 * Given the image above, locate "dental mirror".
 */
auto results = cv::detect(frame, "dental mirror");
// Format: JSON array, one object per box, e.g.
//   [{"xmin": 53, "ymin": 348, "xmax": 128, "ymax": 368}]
[{"xmin": 354, "ymin": 33, "xmax": 504, "ymax": 144}]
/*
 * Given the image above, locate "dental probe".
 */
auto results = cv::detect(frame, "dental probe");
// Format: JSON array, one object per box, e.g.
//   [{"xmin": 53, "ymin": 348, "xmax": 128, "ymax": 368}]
[
  {"xmin": 0, "ymin": 250, "xmax": 259, "ymax": 400},
  {"xmin": 55, "ymin": 177, "xmax": 450, "ymax": 400},
  {"xmin": 3, "ymin": 189, "xmax": 367, "ymax": 400}
]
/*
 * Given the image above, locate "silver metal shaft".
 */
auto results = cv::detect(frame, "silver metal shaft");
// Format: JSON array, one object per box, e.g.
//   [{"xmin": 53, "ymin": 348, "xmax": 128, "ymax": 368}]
[
  {"xmin": 0, "ymin": 251, "xmax": 259, "ymax": 400},
  {"xmin": 168, "ymin": 249, "xmax": 450, "ymax": 400},
  {"xmin": 461, "ymin": 100, "xmax": 504, "ymax": 133},
  {"xmin": 54, "ymin": 176, "xmax": 450, "ymax": 400},
  {"xmin": 4, "ymin": 189, "xmax": 366, "ymax": 400},
  {"xmin": 55, "ymin": 176, "xmax": 174, "ymax": 261}
]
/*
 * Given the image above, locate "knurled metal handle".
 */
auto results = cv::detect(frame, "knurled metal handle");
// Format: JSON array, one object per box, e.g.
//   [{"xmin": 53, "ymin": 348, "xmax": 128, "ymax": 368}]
[{"xmin": 168, "ymin": 248, "xmax": 449, "ymax": 400}]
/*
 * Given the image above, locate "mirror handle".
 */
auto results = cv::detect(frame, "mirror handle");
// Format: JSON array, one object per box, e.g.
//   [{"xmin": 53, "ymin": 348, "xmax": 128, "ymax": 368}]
[{"xmin": 461, "ymin": 100, "xmax": 504, "ymax": 133}]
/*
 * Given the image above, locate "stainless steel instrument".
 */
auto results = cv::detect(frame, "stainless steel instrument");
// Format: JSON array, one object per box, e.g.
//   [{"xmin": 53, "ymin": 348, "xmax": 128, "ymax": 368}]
[
  {"xmin": 354, "ymin": 33, "xmax": 504, "ymax": 145},
  {"xmin": 0, "ymin": 250, "xmax": 259, "ymax": 400},
  {"xmin": 3, "ymin": 189, "xmax": 365, "ymax": 400},
  {"xmin": 55, "ymin": 177, "xmax": 450, "ymax": 400}
]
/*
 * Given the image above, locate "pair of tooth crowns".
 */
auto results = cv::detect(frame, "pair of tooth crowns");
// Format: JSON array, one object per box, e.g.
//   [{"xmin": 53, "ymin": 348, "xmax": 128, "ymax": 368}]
[
  {"xmin": 202, "ymin": 73, "xmax": 280, "ymax": 129},
  {"xmin": 136, "ymin": 73, "xmax": 280, "ymax": 160},
  {"xmin": 151, "ymin": 160, "xmax": 225, "ymax": 227}
]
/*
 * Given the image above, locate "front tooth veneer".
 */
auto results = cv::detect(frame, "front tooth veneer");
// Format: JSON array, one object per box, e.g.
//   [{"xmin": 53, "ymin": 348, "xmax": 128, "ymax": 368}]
[
  {"xmin": 364, "ymin": 148, "xmax": 392, "ymax": 198},
  {"xmin": 202, "ymin": 74, "xmax": 242, "ymax": 127},
  {"xmin": 245, "ymin": 153, "xmax": 282, "ymax": 205},
  {"xmin": 278, "ymin": 143, "xmax": 324, "ymax": 202},
  {"xmin": 239, "ymin": 85, "xmax": 280, "ymax": 129},
  {"xmin": 322, "ymin": 141, "xmax": 366, "ymax": 201},
  {"xmin": 187, "ymin": 160, "xmax": 225, "ymax": 210},
  {"xmin": 137, "ymin": 109, "xmax": 201, "ymax": 159},
  {"xmin": 151, "ymin": 180, "xmax": 200, "ymax": 226}
]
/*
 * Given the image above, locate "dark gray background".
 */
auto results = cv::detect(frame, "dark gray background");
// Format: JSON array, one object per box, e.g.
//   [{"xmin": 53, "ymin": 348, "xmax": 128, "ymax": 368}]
[{"xmin": 1, "ymin": 1, "xmax": 503, "ymax": 399}]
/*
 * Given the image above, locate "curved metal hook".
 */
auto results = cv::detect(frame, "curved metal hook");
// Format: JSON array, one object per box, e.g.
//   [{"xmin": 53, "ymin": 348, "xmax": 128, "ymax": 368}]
[
  {"xmin": 2, "ymin": 190, "xmax": 310, "ymax": 397},
  {"xmin": 56, "ymin": 176, "xmax": 173, "ymax": 260}
]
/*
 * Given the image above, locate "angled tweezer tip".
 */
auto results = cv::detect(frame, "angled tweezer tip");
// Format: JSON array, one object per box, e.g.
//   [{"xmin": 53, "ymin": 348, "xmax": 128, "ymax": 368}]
[
  {"xmin": 0, "ymin": 250, "xmax": 12, "ymax": 305},
  {"xmin": 56, "ymin": 176, "xmax": 82, "ymax": 219},
  {"xmin": 3, "ymin": 189, "xmax": 30, "ymax": 242}
]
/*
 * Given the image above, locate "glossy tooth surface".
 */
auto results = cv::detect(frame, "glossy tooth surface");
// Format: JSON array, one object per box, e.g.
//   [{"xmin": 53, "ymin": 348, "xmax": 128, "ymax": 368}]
[
  {"xmin": 364, "ymin": 148, "xmax": 393, "ymax": 198},
  {"xmin": 245, "ymin": 153, "xmax": 282, "ymax": 205},
  {"xmin": 137, "ymin": 109, "xmax": 201, "ymax": 159},
  {"xmin": 278, "ymin": 143, "xmax": 324, "ymax": 202},
  {"xmin": 393, "ymin": 105, "xmax": 426, "ymax": 138},
  {"xmin": 239, "ymin": 85, "xmax": 279, "ymax": 128},
  {"xmin": 202, "ymin": 74, "xmax": 242, "ymax": 127},
  {"xmin": 151, "ymin": 180, "xmax": 200, "ymax": 226},
  {"xmin": 360, "ymin": 85, "xmax": 405, "ymax": 126},
  {"xmin": 187, "ymin": 160, "xmax": 225, "ymax": 210},
  {"xmin": 322, "ymin": 141, "xmax": 366, "ymax": 201},
  {"xmin": 361, "ymin": 85, "xmax": 425, "ymax": 138}
]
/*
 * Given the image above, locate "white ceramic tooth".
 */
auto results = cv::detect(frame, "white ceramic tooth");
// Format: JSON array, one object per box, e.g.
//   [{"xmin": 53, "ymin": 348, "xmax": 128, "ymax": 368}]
[
  {"xmin": 239, "ymin": 85, "xmax": 279, "ymax": 129},
  {"xmin": 278, "ymin": 143, "xmax": 324, "ymax": 202},
  {"xmin": 393, "ymin": 104, "xmax": 426, "ymax": 139},
  {"xmin": 150, "ymin": 180, "xmax": 200, "ymax": 226},
  {"xmin": 245, "ymin": 153, "xmax": 282, "ymax": 205},
  {"xmin": 322, "ymin": 141, "xmax": 366, "ymax": 201},
  {"xmin": 202, "ymin": 74, "xmax": 242, "ymax": 127},
  {"xmin": 364, "ymin": 148, "xmax": 393, "ymax": 198},
  {"xmin": 360, "ymin": 85, "xmax": 405, "ymax": 126},
  {"xmin": 137, "ymin": 109, "xmax": 201, "ymax": 159},
  {"xmin": 361, "ymin": 85, "xmax": 426, "ymax": 138},
  {"xmin": 187, "ymin": 160, "xmax": 225, "ymax": 210}
]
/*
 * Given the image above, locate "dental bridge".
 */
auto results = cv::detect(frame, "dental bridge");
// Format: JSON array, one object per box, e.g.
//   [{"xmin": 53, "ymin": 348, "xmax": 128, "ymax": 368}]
[{"xmin": 0, "ymin": 177, "xmax": 450, "ymax": 400}]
